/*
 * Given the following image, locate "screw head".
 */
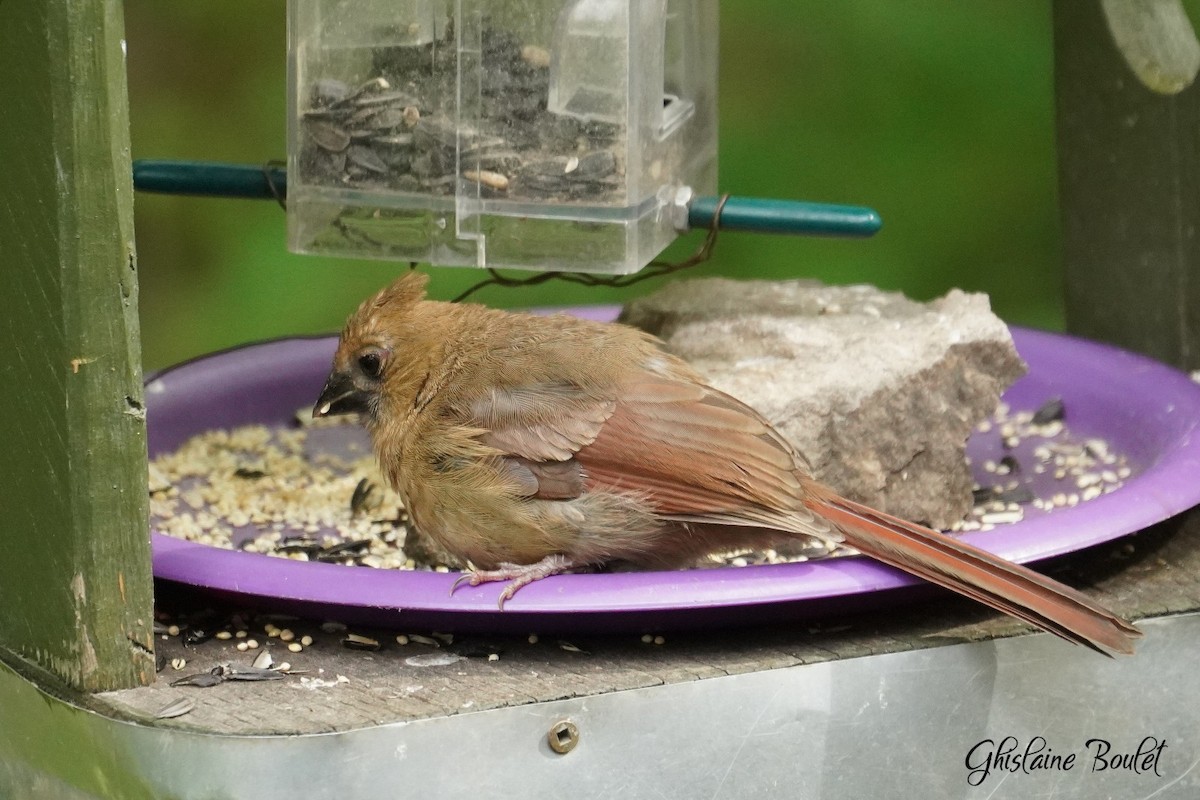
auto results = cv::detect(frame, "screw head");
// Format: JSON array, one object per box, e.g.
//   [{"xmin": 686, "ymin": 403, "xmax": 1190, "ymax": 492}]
[{"xmin": 547, "ymin": 720, "xmax": 579, "ymax": 754}]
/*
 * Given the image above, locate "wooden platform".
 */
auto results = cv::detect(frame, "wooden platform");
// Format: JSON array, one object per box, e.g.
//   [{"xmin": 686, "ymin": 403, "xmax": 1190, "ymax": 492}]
[{"xmin": 55, "ymin": 507, "xmax": 1199, "ymax": 737}]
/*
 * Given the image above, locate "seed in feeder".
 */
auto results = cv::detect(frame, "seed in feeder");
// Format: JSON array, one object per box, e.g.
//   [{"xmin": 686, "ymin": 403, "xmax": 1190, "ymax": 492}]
[
  {"xmin": 236, "ymin": 641, "xmax": 248, "ymax": 652},
  {"xmin": 488, "ymin": 653, "xmax": 500, "ymax": 662},
  {"xmin": 167, "ymin": 625, "xmax": 180, "ymax": 637},
  {"xmin": 641, "ymin": 634, "xmax": 653, "ymax": 644},
  {"xmin": 279, "ymin": 629, "xmax": 295, "ymax": 642},
  {"xmin": 527, "ymin": 634, "xmax": 539, "ymax": 644},
  {"xmin": 396, "ymin": 634, "xmax": 410, "ymax": 645},
  {"xmin": 246, "ymin": 639, "xmax": 260, "ymax": 650},
  {"xmin": 215, "ymin": 631, "xmax": 233, "ymax": 640},
  {"xmin": 288, "ymin": 642, "xmax": 303, "ymax": 653},
  {"xmin": 264, "ymin": 624, "xmax": 281, "ymax": 638},
  {"xmin": 463, "ymin": 169, "xmax": 509, "ymax": 191},
  {"xmin": 558, "ymin": 640, "xmax": 587, "ymax": 654},
  {"xmin": 301, "ymin": 635, "xmax": 314, "ymax": 647},
  {"xmin": 521, "ymin": 44, "xmax": 551, "ymax": 69},
  {"xmin": 170, "ymin": 657, "xmax": 187, "ymax": 671},
  {"xmin": 1082, "ymin": 486, "xmax": 1102, "ymax": 501}
]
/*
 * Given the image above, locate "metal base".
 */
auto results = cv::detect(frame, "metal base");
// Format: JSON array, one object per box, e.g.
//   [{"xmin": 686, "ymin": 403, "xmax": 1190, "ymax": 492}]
[{"xmin": 2, "ymin": 613, "xmax": 1198, "ymax": 799}]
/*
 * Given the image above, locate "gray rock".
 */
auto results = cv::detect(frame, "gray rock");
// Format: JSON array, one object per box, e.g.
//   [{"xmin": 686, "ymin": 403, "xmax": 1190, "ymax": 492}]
[{"xmin": 620, "ymin": 278, "xmax": 1025, "ymax": 529}]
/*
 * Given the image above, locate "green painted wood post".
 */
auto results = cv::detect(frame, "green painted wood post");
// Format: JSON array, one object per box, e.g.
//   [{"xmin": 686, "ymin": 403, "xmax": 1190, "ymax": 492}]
[
  {"xmin": 0, "ymin": 0, "xmax": 155, "ymax": 689},
  {"xmin": 1054, "ymin": 1, "xmax": 1200, "ymax": 370}
]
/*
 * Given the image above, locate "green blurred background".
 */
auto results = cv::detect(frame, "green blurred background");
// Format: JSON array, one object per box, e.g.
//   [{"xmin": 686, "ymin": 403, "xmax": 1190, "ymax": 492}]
[{"xmin": 126, "ymin": 1, "xmax": 1064, "ymax": 371}]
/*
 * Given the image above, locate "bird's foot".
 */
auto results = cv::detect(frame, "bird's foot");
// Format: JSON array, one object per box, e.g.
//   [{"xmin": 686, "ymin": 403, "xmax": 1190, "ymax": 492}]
[{"xmin": 450, "ymin": 554, "xmax": 581, "ymax": 609}]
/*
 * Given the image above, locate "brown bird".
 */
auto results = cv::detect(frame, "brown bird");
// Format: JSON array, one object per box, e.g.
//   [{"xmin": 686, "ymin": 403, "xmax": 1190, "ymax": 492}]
[{"xmin": 314, "ymin": 271, "xmax": 1141, "ymax": 656}]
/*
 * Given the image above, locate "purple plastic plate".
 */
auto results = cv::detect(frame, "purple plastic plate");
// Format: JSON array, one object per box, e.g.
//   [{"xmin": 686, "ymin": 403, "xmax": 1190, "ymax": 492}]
[{"xmin": 148, "ymin": 311, "xmax": 1200, "ymax": 633}]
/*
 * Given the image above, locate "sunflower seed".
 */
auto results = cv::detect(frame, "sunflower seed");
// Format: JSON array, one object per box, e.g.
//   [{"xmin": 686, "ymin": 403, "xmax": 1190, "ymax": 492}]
[{"xmin": 154, "ymin": 697, "xmax": 195, "ymax": 719}]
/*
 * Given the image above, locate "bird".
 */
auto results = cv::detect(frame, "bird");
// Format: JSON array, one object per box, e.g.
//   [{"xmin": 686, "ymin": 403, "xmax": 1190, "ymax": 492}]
[{"xmin": 313, "ymin": 270, "xmax": 1141, "ymax": 656}]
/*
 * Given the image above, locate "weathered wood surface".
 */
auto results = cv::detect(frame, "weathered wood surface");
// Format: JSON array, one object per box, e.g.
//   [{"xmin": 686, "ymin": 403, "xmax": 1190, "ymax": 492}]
[
  {"xmin": 1054, "ymin": 1, "xmax": 1200, "ymax": 370},
  {"xmin": 0, "ymin": 0, "xmax": 155, "ymax": 690},
  {"xmin": 83, "ymin": 509, "xmax": 1198, "ymax": 735}
]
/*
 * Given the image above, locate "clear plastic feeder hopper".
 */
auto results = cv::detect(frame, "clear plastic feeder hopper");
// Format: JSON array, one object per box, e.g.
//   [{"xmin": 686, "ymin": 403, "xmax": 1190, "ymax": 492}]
[{"xmin": 287, "ymin": 0, "xmax": 719, "ymax": 274}]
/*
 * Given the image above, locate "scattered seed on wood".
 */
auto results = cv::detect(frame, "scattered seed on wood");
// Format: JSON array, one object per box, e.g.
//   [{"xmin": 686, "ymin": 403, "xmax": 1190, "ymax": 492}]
[
  {"xmin": 405, "ymin": 653, "xmax": 464, "ymax": 668},
  {"xmin": 215, "ymin": 631, "xmax": 233, "ymax": 640},
  {"xmin": 170, "ymin": 657, "xmax": 186, "ymax": 671},
  {"xmin": 171, "ymin": 672, "xmax": 224, "ymax": 688},
  {"xmin": 406, "ymin": 634, "xmax": 439, "ymax": 647},
  {"xmin": 154, "ymin": 697, "xmax": 195, "ymax": 720},
  {"xmin": 342, "ymin": 633, "xmax": 381, "ymax": 651},
  {"xmin": 288, "ymin": 642, "xmax": 303, "ymax": 653}
]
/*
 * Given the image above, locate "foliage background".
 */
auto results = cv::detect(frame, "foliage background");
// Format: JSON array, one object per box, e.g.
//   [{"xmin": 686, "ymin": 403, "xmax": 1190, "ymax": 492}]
[{"xmin": 126, "ymin": 2, "xmax": 1064, "ymax": 370}]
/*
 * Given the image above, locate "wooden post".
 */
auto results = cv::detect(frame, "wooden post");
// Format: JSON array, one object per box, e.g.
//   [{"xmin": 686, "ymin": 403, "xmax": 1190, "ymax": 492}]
[
  {"xmin": 1054, "ymin": 1, "xmax": 1200, "ymax": 370},
  {"xmin": 0, "ymin": 0, "xmax": 155, "ymax": 689}
]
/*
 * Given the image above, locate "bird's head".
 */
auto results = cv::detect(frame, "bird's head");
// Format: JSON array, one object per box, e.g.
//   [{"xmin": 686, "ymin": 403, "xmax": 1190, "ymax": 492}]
[{"xmin": 312, "ymin": 269, "xmax": 429, "ymax": 423}]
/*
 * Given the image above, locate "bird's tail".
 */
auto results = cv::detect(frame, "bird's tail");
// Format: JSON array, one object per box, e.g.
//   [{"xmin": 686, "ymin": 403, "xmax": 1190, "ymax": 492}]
[{"xmin": 806, "ymin": 489, "xmax": 1142, "ymax": 656}]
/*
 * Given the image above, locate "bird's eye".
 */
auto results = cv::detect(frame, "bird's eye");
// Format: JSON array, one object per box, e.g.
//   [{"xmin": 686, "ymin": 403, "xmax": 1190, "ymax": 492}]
[{"xmin": 357, "ymin": 351, "xmax": 383, "ymax": 379}]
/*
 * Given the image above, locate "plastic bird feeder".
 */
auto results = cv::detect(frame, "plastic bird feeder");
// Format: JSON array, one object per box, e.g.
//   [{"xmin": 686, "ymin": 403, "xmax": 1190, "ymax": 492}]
[{"xmin": 287, "ymin": 0, "xmax": 719, "ymax": 273}]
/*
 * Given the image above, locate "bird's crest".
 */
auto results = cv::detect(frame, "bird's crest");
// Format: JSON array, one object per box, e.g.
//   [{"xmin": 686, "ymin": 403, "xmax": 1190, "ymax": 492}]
[{"xmin": 345, "ymin": 269, "xmax": 430, "ymax": 339}]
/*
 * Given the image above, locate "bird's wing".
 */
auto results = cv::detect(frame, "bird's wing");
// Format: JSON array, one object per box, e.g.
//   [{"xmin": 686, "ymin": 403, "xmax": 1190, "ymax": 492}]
[
  {"xmin": 459, "ymin": 381, "xmax": 615, "ymax": 501},
  {"xmin": 458, "ymin": 365, "xmax": 832, "ymax": 538},
  {"xmin": 573, "ymin": 375, "xmax": 833, "ymax": 534}
]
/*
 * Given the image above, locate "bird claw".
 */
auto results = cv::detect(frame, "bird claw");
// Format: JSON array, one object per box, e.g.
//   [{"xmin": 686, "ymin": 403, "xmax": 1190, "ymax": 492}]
[{"xmin": 448, "ymin": 554, "xmax": 580, "ymax": 610}]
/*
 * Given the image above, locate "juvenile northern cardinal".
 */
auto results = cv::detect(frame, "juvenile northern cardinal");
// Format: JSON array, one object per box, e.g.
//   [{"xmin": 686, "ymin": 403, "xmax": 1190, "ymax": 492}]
[{"xmin": 314, "ymin": 271, "xmax": 1140, "ymax": 655}]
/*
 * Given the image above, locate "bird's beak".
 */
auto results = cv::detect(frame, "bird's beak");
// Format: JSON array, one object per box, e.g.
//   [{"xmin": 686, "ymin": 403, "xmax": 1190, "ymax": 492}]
[{"xmin": 312, "ymin": 370, "xmax": 370, "ymax": 418}]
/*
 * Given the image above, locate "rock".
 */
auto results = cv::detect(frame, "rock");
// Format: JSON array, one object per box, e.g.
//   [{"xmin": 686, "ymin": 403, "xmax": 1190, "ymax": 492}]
[{"xmin": 619, "ymin": 278, "xmax": 1025, "ymax": 529}]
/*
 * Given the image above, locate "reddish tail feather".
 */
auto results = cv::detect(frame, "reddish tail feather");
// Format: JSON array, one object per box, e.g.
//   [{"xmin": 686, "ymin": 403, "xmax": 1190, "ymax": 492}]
[{"xmin": 808, "ymin": 491, "xmax": 1142, "ymax": 656}]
